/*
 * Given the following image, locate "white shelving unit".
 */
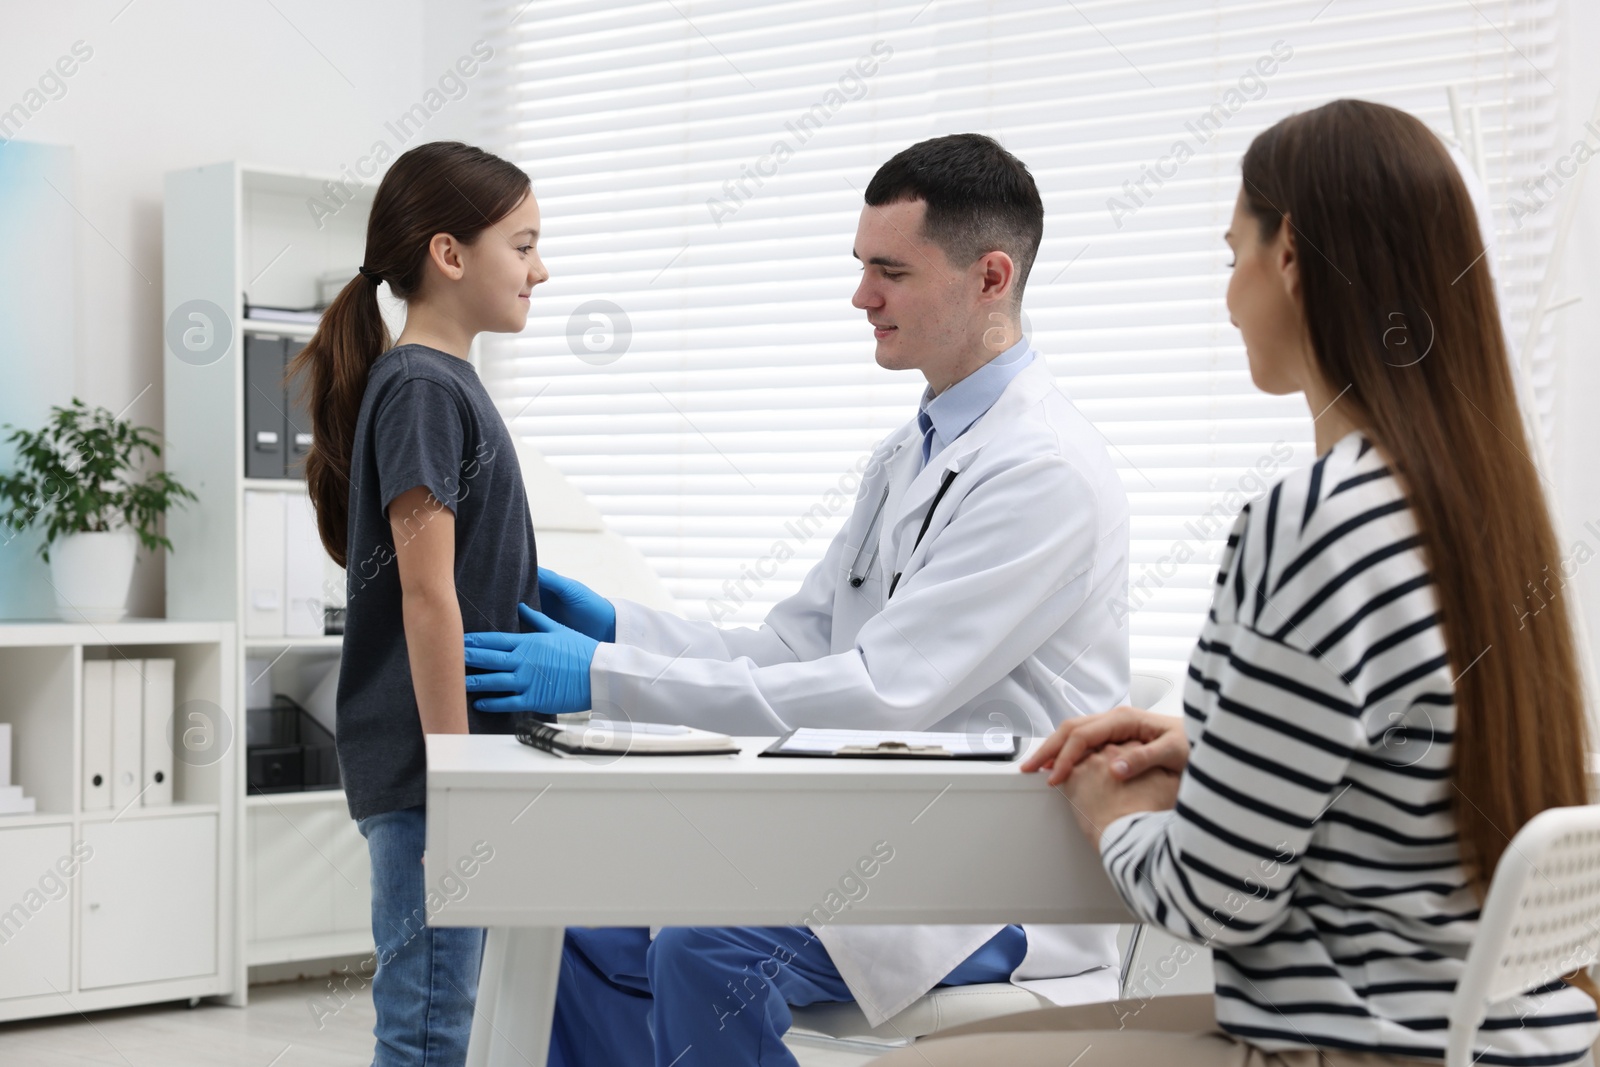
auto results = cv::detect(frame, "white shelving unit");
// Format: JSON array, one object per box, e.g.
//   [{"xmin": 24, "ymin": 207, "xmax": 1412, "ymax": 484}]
[
  {"xmin": 239, "ymin": 318, "xmax": 317, "ymax": 340},
  {"xmin": 0, "ymin": 620, "xmax": 238, "ymax": 1022},
  {"xmin": 162, "ymin": 162, "xmax": 385, "ymax": 982}
]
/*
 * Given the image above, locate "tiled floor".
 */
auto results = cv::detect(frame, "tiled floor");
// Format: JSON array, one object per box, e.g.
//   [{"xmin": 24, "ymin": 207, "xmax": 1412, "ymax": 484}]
[{"xmin": 0, "ymin": 978, "xmax": 883, "ymax": 1066}]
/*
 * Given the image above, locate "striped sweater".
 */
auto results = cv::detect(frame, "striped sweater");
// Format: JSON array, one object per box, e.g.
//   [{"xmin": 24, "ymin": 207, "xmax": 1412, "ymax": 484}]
[{"xmin": 1101, "ymin": 431, "xmax": 1599, "ymax": 1064}]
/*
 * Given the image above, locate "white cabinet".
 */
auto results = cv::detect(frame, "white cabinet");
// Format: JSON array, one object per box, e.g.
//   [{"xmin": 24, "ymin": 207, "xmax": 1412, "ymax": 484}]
[
  {"xmin": 0, "ymin": 622, "xmax": 237, "ymax": 1023},
  {"xmin": 247, "ymin": 795, "xmax": 371, "ymax": 960},
  {"xmin": 80, "ymin": 815, "xmax": 218, "ymax": 990},
  {"xmin": 0, "ymin": 824, "xmax": 73, "ymax": 1000}
]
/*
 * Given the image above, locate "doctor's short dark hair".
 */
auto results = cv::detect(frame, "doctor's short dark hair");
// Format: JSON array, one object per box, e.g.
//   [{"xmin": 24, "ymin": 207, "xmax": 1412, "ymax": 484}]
[{"xmin": 864, "ymin": 132, "xmax": 1044, "ymax": 303}]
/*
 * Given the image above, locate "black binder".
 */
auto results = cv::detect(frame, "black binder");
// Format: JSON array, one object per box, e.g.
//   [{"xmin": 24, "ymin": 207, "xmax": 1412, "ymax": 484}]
[
  {"xmin": 245, "ymin": 335, "xmax": 312, "ymax": 481},
  {"xmin": 244, "ymin": 335, "xmax": 287, "ymax": 479},
  {"xmin": 514, "ymin": 719, "xmax": 741, "ymax": 757},
  {"xmin": 284, "ymin": 339, "xmax": 312, "ymax": 478}
]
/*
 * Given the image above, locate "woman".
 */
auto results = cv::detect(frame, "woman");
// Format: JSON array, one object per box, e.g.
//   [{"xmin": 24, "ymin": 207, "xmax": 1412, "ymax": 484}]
[{"xmin": 878, "ymin": 99, "xmax": 1597, "ymax": 1066}]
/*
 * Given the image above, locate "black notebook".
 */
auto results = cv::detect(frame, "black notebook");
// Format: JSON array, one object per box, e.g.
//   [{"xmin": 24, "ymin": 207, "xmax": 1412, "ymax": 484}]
[{"xmin": 515, "ymin": 719, "xmax": 741, "ymax": 758}]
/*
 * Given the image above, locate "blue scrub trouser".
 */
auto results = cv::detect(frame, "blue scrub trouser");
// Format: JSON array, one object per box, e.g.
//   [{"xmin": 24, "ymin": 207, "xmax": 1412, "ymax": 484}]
[{"xmin": 548, "ymin": 924, "xmax": 1028, "ymax": 1067}]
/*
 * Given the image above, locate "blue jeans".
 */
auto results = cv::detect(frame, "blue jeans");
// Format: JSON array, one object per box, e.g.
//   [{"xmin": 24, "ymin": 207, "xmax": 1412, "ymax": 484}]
[
  {"xmin": 550, "ymin": 924, "xmax": 1028, "ymax": 1067},
  {"xmin": 358, "ymin": 805, "xmax": 484, "ymax": 1067}
]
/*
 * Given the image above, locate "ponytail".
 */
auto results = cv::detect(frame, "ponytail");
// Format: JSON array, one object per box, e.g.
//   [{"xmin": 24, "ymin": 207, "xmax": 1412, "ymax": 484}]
[
  {"xmin": 286, "ymin": 141, "xmax": 531, "ymax": 566},
  {"xmin": 288, "ymin": 271, "xmax": 389, "ymax": 567}
]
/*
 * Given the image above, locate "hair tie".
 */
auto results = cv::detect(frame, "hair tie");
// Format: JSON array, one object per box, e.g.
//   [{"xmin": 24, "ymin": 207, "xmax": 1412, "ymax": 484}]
[{"xmin": 357, "ymin": 265, "xmax": 381, "ymax": 283}]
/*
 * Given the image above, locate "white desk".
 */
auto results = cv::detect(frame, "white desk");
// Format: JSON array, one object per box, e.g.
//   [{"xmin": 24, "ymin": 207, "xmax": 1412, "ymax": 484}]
[{"xmin": 425, "ymin": 734, "xmax": 1132, "ymax": 1067}]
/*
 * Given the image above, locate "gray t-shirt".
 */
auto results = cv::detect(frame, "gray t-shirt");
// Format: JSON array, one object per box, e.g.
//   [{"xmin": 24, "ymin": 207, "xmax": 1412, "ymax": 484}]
[{"xmin": 335, "ymin": 344, "xmax": 540, "ymax": 821}]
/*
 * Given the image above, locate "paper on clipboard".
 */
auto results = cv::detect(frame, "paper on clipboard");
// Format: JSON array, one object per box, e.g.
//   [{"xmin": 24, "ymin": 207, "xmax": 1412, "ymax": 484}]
[{"xmin": 768, "ymin": 728, "xmax": 1017, "ymax": 758}]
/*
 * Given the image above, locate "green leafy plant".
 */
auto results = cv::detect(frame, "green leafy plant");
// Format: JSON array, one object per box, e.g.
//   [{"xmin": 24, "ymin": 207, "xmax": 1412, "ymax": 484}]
[{"xmin": 0, "ymin": 398, "xmax": 198, "ymax": 563}]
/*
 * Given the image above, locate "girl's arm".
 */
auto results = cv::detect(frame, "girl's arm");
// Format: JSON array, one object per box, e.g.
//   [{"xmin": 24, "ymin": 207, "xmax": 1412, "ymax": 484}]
[{"xmin": 389, "ymin": 485, "xmax": 467, "ymax": 734}]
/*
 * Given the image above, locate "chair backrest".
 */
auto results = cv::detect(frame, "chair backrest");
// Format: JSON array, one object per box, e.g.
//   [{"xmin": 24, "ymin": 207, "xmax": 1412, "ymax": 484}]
[
  {"xmin": 1128, "ymin": 665, "xmax": 1184, "ymax": 715},
  {"xmin": 1446, "ymin": 803, "xmax": 1600, "ymax": 1067}
]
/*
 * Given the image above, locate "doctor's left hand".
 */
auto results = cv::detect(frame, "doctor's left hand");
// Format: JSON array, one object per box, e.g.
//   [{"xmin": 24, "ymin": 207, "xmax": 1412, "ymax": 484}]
[{"xmin": 462, "ymin": 602, "xmax": 598, "ymax": 715}]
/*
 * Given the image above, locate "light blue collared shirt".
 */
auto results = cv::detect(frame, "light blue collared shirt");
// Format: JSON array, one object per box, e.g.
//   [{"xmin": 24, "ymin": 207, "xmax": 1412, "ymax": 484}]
[{"xmin": 916, "ymin": 337, "xmax": 1035, "ymax": 471}]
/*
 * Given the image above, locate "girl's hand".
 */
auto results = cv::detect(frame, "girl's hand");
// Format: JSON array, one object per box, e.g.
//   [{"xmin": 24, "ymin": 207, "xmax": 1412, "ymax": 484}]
[
  {"xmin": 1022, "ymin": 706, "xmax": 1189, "ymax": 787},
  {"xmin": 1058, "ymin": 741, "xmax": 1182, "ymax": 847}
]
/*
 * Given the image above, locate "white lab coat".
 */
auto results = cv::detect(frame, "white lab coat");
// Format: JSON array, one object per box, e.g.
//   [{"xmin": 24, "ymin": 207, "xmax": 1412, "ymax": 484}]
[{"xmin": 590, "ymin": 356, "xmax": 1130, "ymax": 1025}]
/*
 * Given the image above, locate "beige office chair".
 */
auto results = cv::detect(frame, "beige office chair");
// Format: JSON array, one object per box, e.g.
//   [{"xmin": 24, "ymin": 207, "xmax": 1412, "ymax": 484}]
[{"xmin": 785, "ymin": 665, "xmax": 1197, "ymax": 1053}]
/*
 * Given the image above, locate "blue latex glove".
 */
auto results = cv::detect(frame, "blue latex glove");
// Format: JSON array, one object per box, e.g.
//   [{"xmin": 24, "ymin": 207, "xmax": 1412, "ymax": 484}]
[
  {"xmin": 463, "ymin": 602, "xmax": 598, "ymax": 714},
  {"xmin": 537, "ymin": 566, "xmax": 616, "ymax": 643}
]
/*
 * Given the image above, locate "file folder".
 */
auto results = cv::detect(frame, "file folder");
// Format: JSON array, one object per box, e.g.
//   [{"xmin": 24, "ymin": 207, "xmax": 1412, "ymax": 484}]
[
  {"xmin": 284, "ymin": 490, "xmax": 326, "ymax": 637},
  {"xmin": 245, "ymin": 334, "xmax": 288, "ymax": 479},
  {"xmin": 82, "ymin": 660, "xmax": 113, "ymax": 811},
  {"xmin": 141, "ymin": 658, "xmax": 174, "ymax": 806},
  {"xmin": 110, "ymin": 659, "xmax": 144, "ymax": 810},
  {"xmin": 245, "ymin": 490, "xmax": 286, "ymax": 637},
  {"xmin": 284, "ymin": 339, "xmax": 312, "ymax": 479}
]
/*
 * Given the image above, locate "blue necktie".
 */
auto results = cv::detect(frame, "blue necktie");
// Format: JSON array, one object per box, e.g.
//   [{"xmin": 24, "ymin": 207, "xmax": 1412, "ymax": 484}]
[{"xmin": 917, "ymin": 409, "xmax": 936, "ymax": 467}]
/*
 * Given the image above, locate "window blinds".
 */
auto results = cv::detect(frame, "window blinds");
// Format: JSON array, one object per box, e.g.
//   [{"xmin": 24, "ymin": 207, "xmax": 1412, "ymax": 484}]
[{"xmin": 478, "ymin": 0, "xmax": 1560, "ymax": 671}]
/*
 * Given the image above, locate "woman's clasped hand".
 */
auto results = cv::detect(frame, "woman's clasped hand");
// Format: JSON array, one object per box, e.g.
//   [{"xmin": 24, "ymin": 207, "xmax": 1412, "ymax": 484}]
[{"xmin": 1022, "ymin": 707, "xmax": 1189, "ymax": 845}]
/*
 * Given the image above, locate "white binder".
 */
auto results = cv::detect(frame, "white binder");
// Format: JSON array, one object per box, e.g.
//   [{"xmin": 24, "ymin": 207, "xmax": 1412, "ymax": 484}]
[
  {"xmin": 245, "ymin": 490, "xmax": 286, "ymax": 637},
  {"xmin": 140, "ymin": 658, "xmax": 174, "ymax": 806},
  {"xmin": 110, "ymin": 659, "xmax": 144, "ymax": 811},
  {"xmin": 82, "ymin": 660, "xmax": 113, "ymax": 812},
  {"xmin": 285, "ymin": 490, "xmax": 326, "ymax": 637}
]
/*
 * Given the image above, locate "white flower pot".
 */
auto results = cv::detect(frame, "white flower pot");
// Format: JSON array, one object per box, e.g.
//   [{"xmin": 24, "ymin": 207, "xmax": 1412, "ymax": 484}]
[{"xmin": 48, "ymin": 530, "xmax": 138, "ymax": 623}]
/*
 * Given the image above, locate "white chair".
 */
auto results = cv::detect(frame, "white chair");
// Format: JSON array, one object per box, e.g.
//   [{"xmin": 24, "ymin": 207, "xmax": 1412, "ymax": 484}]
[
  {"xmin": 784, "ymin": 927, "xmax": 1144, "ymax": 1053},
  {"xmin": 1447, "ymin": 804, "xmax": 1600, "ymax": 1067},
  {"xmin": 514, "ymin": 437, "xmax": 677, "ymax": 611},
  {"xmin": 785, "ymin": 666, "xmax": 1192, "ymax": 1053},
  {"xmin": 1114, "ymin": 666, "xmax": 1216, "ymax": 1001},
  {"xmin": 1129, "ymin": 661, "xmax": 1186, "ymax": 716}
]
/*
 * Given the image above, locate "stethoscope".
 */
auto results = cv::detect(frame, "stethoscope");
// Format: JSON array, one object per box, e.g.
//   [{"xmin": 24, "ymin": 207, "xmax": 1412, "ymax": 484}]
[{"xmin": 847, "ymin": 467, "xmax": 959, "ymax": 599}]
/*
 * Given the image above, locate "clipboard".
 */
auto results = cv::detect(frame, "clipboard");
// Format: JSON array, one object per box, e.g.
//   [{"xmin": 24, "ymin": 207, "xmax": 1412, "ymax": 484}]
[{"xmin": 758, "ymin": 728, "xmax": 1019, "ymax": 760}]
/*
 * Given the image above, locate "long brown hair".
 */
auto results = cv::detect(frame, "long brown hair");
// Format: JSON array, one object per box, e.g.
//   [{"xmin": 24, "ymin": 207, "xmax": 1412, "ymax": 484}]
[
  {"xmin": 288, "ymin": 141, "xmax": 530, "ymax": 566},
  {"xmin": 1240, "ymin": 100, "xmax": 1589, "ymax": 914}
]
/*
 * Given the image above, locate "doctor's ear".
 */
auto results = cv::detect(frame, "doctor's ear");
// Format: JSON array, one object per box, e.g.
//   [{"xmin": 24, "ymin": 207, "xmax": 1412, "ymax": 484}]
[{"xmin": 974, "ymin": 249, "xmax": 1017, "ymax": 305}]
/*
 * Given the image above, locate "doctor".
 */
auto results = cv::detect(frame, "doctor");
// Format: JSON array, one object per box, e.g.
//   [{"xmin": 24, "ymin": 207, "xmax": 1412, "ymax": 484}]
[{"xmin": 462, "ymin": 133, "xmax": 1130, "ymax": 1066}]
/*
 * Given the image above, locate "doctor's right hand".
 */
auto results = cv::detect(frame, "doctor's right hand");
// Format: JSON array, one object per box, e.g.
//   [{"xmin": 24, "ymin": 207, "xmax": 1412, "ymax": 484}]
[
  {"xmin": 1023, "ymin": 706, "xmax": 1190, "ymax": 787},
  {"xmin": 463, "ymin": 603, "xmax": 598, "ymax": 715},
  {"xmin": 535, "ymin": 566, "xmax": 616, "ymax": 643}
]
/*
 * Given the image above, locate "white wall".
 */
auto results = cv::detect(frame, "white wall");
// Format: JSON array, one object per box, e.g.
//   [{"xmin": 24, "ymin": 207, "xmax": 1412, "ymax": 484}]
[
  {"xmin": 1553, "ymin": 0, "xmax": 1600, "ymax": 709},
  {"xmin": 0, "ymin": 0, "xmax": 492, "ymax": 618},
  {"xmin": 2, "ymin": 1, "xmax": 1596, "ymax": 656}
]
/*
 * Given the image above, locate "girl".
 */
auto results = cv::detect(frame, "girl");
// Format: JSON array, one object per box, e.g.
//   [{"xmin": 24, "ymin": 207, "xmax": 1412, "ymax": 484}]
[
  {"xmin": 289, "ymin": 140, "xmax": 548, "ymax": 1066},
  {"xmin": 881, "ymin": 99, "xmax": 1598, "ymax": 1065}
]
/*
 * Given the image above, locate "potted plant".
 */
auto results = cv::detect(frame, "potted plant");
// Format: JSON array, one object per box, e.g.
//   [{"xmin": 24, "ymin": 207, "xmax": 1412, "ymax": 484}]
[{"xmin": 0, "ymin": 399, "xmax": 197, "ymax": 622}]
